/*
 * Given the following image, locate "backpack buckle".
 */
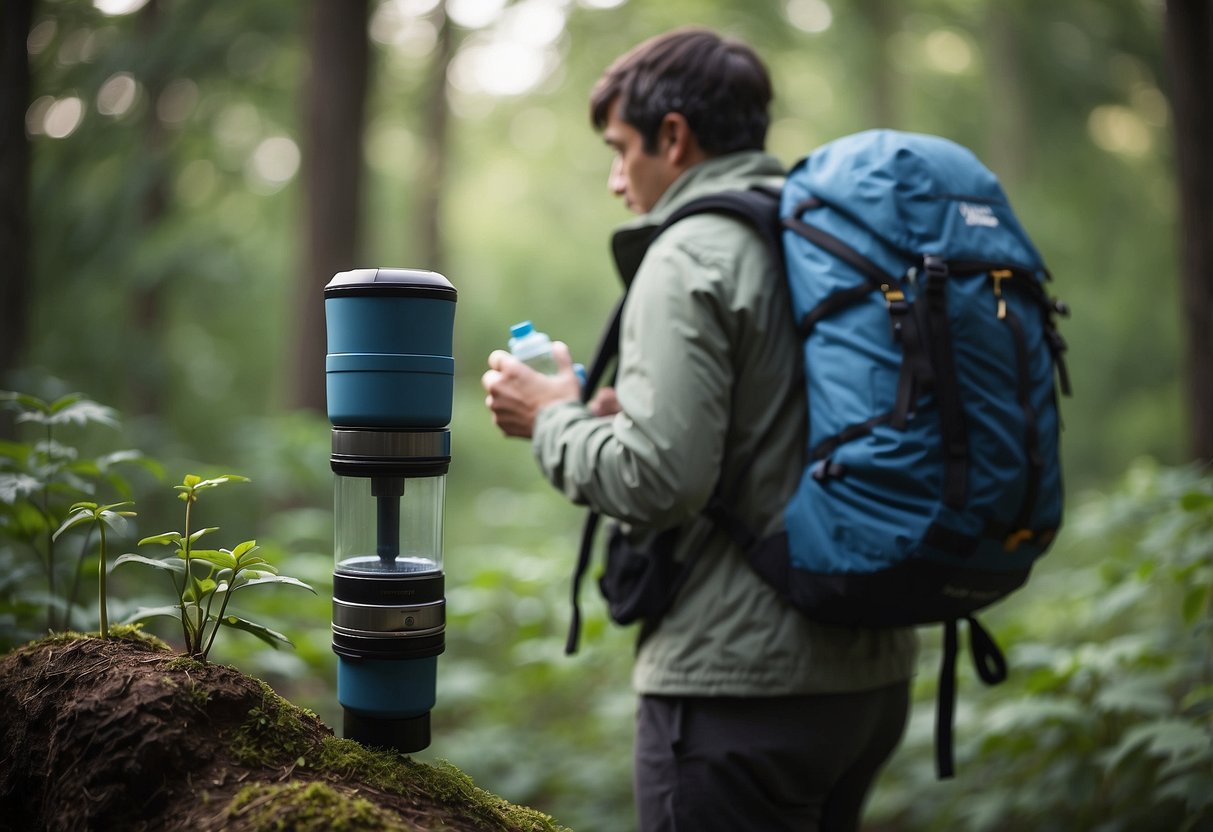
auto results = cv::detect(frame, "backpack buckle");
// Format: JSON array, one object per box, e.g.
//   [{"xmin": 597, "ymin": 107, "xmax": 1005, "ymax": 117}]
[
  {"xmin": 1003, "ymin": 528, "xmax": 1033, "ymax": 552},
  {"xmin": 923, "ymin": 255, "xmax": 949, "ymax": 285},
  {"xmin": 880, "ymin": 282, "xmax": 909, "ymax": 342},
  {"xmin": 880, "ymin": 282, "xmax": 907, "ymax": 309}
]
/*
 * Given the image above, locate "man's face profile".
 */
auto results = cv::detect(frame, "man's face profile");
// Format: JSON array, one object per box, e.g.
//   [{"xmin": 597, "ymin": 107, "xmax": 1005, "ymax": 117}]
[{"xmin": 601, "ymin": 98, "xmax": 682, "ymax": 215}]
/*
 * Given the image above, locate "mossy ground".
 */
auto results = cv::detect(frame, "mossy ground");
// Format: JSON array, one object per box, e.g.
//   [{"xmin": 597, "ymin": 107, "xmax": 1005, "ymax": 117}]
[{"xmin": 0, "ymin": 632, "xmax": 570, "ymax": 832}]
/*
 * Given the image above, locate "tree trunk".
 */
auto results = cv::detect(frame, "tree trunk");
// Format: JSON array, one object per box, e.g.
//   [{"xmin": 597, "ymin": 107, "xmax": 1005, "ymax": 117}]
[
  {"xmin": 855, "ymin": 0, "xmax": 896, "ymax": 128},
  {"xmin": 984, "ymin": 3, "xmax": 1029, "ymax": 184},
  {"xmin": 294, "ymin": 0, "xmax": 370, "ymax": 414},
  {"xmin": 416, "ymin": 4, "xmax": 453, "ymax": 274},
  {"xmin": 1164, "ymin": 0, "xmax": 1213, "ymax": 463},
  {"xmin": 0, "ymin": 0, "xmax": 34, "ymax": 435},
  {"xmin": 131, "ymin": 0, "xmax": 170, "ymax": 417}
]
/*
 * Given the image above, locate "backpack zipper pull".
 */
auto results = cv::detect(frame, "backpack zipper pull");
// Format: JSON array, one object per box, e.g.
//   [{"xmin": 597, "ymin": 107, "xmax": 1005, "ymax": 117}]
[{"xmin": 991, "ymin": 269, "xmax": 1012, "ymax": 319}]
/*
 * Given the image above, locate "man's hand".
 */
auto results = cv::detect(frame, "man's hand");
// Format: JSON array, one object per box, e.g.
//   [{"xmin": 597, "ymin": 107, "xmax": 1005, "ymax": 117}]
[
  {"xmin": 482, "ymin": 341, "xmax": 581, "ymax": 438},
  {"xmin": 588, "ymin": 386, "xmax": 621, "ymax": 418}
]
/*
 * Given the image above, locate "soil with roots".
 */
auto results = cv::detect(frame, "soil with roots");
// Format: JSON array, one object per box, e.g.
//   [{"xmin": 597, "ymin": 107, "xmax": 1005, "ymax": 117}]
[{"xmin": 0, "ymin": 631, "xmax": 567, "ymax": 832}]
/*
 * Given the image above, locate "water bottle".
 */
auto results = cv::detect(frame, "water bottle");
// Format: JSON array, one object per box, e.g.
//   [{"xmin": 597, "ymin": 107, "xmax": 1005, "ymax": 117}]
[{"xmin": 508, "ymin": 321, "xmax": 560, "ymax": 375}]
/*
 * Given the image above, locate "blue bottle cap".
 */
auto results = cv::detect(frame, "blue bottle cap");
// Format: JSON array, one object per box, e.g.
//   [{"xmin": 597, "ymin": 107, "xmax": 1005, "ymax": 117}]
[{"xmin": 510, "ymin": 321, "xmax": 534, "ymax": 338}]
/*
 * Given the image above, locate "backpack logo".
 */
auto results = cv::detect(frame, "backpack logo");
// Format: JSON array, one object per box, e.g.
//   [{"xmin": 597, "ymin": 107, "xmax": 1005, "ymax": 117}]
[{"xmin": 959, "ymin": 202, "xmax": 999, "ymax": 228}]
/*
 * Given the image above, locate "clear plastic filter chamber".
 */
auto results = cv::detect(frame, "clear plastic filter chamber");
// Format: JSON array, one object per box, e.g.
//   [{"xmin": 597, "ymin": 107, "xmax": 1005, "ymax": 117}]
[{"xmin": 333, "ymin": 473, "xmax": 445, "ymax": 576}]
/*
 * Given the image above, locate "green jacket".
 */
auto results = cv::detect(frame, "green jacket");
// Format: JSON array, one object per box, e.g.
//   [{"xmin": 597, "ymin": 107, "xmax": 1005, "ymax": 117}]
[{"xmin": 533, "ymin": 151, "xmax": 918, "ymax": 696}]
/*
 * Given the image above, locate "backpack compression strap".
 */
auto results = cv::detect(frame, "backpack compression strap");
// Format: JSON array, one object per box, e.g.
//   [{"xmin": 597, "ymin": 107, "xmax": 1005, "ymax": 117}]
[{"xmin": 937, "ymin": 616, "xmax": 1008, "ymax": 778}]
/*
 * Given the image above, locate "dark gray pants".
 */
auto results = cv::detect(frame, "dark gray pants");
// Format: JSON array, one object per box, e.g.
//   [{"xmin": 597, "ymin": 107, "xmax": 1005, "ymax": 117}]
[{"xmin": 634, "ymin": 682, "xmax": 910, "ymax": 832}]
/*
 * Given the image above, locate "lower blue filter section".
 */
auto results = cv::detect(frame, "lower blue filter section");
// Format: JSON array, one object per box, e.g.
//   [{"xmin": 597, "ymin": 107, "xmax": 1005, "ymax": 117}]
[{"xmin": 337, "ymin": 655, "xmax": 437, "ymax": 718}]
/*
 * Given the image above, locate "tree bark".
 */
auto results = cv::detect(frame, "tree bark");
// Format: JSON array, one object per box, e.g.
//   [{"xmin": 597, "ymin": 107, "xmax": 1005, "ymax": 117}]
[
  {"xmin": 1163, "ymin": 0, "xmax": 1213, "ymax": 463},
  {"xmin": 131, "ymin": 0, "xmax": 170, "ymax": 417},
  {"xmin": 855, "ymin": 0, "xmax": 896, "ymax": 128},
  {"xmin": 294, "ymin": 0, "xmax": 370, "ymax": 414},
  {"xmin": 416, "ymin": 4, "xmax": 453, "ymax": 275},
  {"xmin": 983, "ymin": 3, "xmax": 1029, "ymax": 184},
  {"xmin": 0, "ymin": 0, "xmax": 34, "ymax": 433}
]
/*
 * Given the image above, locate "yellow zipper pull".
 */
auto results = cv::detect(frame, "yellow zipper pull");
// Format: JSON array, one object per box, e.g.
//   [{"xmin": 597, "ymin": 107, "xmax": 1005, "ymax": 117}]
[{"xmin": 991, "ymin": 269, "xmax": 1012, "ymax": 320}]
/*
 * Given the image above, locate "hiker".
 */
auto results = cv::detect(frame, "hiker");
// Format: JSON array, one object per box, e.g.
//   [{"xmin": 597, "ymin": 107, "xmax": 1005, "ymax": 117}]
[{"xmin": 481, "ymin": 27, "xmax": 917, "ymax": 832}]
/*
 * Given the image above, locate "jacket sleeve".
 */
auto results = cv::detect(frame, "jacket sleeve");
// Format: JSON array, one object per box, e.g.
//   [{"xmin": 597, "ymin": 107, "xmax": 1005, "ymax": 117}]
[{"xmin": 532, "ymin": 232, "xmax": 735, "ymax": 529}]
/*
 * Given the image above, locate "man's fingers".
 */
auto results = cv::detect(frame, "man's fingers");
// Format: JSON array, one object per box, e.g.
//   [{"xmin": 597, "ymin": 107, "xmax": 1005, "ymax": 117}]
[
  {"xmin": 487, "ymin": 349, "xmax": 517, "ymax": 372},
  {"xmin": 551, "ymin": 341, "xmax": 574, "ymax": 372}
]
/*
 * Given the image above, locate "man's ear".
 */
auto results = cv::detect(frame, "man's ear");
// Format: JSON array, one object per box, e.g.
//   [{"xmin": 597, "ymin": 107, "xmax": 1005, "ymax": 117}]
[{"xmin": 659, "ymin": 112, "xmax": 701, "ymax": 167}]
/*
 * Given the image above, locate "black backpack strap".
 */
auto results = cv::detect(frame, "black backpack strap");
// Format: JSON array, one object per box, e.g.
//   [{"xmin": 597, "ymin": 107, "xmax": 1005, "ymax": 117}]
[
  {"xmin": 921, "ymin": 256, "xmax": 969, "ymax": 509},
  {"xmin": 565, "ymin": 510, "xmax": 602, "ymax": 655},
  {"xmin": 936, "ymin": 615, "xmax": 1008, "ymax": 778}
]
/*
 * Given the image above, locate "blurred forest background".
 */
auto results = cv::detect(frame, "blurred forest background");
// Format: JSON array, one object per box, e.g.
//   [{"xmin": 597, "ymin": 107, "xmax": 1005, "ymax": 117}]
[{"xmin": 2, "ymin": 0, "xmax": 1212, "ymax": 830}]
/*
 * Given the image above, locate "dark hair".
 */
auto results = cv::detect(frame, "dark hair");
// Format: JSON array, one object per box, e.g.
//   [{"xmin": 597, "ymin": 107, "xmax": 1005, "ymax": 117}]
[{"xmin": 590, "ymin": 27, "xmax": 772, "ymax": 155}]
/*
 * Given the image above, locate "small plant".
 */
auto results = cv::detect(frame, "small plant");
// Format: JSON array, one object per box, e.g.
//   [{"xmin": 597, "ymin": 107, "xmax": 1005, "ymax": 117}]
[
  {"xmin": 115, "ymin": 474, "xmax": 315, "ymax": 662},
  {"xmin": 1, "ymin": 389, "xmax": 159, "ymax": 639},
  {"xmin": 52, "ymin": 501, "xmax": 136, "ymax": 637}
]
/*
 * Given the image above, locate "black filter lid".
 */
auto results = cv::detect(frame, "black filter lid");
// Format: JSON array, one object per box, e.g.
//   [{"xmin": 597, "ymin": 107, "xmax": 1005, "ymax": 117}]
[{"xmin": 324, "ymin": 268, "xmax": 457, "ymax": 300}]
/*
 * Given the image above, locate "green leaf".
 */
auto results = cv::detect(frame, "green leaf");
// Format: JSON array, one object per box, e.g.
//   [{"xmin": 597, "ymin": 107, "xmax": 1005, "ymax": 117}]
[
  {"xmin": 114, "ymin": 553, "xmax": 186, "ymax": 574},
  {"xmin": 22, "ymin": 398, "xmax": 118, "ymax": 428},
  {"xmin": 220, "ymin": 615, "xmax": 293, "ymax": 649},
  {"xmin": 1181, "ymin": 684, "xmax": 1213, "ymax": 715},
  {"xmin": 139, "ymin": 531, "xmax": 183, "ymax": 547},
  {"xmin": 67, "ymin": 501, "xmax": 99, "ymax": 512},
  {"xmin": 1155, "ymin": 770, "xmax": 1213, "ymax": 814},
  {"xmin": 1182, "ymin": 585, "xmax": 1209, "ymax": 625},
  {"xmin": 188, "ymin": 527, "xmax": 219, "ymax": 544},
  {"xmin": 0, "ymin": 390, "xmax": 51, "ymax": 413},
  {"xmin": 0, "ymin": 473, "xmax": 42, "ymax": 504},
  {"xmin": 1093, "ymin": 676, "xmax": 1173, "ymax": 717},
  {"xmin": 0, "ymin": 438, "xmax": 31, "ymax": 462},
  {"xmin": 192, "ymin": 474, "xmax": 251, "ymax": 494},
  {"xmin": 1179, "ymin": 491, "xmax": 1213, "ymax": 512},
  {"xmin": 47, "ymin": 393, "xmax": 84, "ymax": 414},
  {"xmin": 182, "ymin": 474, "xmax": 202, "ymax": 488},
  {"xmin": 52, "ymin": 508, "xmax": 95, "ymax": 541},
  {"xmin": 190, "ymin": 548, "xmax": 237, "ymax": 570},
  {"xmin": 232, "ymin": 575, "xmax": 316, "ymax": 594},
  {"xmin": 96, "ymin": 450, "xmax": 164, "ymax": 481},
  {"xmin": 1105, "ymin": 719, "xmax": 1212, "ymax": 772},
  {"xmin": 230, "ymin": 539, "xmax": 259, "ymax": 561}
]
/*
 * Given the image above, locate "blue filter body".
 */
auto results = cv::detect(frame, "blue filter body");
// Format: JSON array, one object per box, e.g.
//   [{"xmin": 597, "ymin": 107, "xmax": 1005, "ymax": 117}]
[
  {"xmin": 324, "ymin": 295, "xmax": 455, "ymax": 356},
  {"xmin": 324, "ymin": 269, "xmax": 457, "ymax": 429},
  {"xmin": 337, "ymin": 655, "xmax": 438, "ymax": 719},
  {"xmin": 325, "ymin": 353, "xmax": 454, "ymax": 427}
]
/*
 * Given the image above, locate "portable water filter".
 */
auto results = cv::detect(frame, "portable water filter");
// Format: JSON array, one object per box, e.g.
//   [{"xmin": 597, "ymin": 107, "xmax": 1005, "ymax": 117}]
[{"xmin": 324, "ymin": 267, "xmax": 456, "ymax": 753}]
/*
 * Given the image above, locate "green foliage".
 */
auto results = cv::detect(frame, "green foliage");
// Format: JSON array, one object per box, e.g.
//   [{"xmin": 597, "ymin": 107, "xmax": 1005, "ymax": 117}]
[
  {"xmin": 0, "ymin": 389, "xmax": 159, "ymax": 643},
  {"xmin": 871, "ymin": 461, "xmax": 1213, "ymax": 831},
  {"xmin": 115, "ymin": 473, "xmax": 316, "ymax": 662}
]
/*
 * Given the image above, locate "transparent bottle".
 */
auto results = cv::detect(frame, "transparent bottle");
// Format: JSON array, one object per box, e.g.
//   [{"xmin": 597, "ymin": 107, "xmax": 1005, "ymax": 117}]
[{"xmin": 508, "ymin": 320, "xmax": 560, "ymax": 375}]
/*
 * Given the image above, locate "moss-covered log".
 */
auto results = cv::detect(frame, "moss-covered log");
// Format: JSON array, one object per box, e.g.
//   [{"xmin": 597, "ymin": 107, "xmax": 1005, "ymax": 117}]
[{"xmin": 0, "ymin": 629, "xmax": 568, "ymax": 832}]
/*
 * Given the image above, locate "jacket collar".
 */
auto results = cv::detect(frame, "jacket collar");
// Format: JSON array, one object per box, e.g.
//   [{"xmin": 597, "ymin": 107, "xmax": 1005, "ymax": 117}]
[{"xmin": 610, "ymin": 151, "xmax": 785, "ymax": 286}]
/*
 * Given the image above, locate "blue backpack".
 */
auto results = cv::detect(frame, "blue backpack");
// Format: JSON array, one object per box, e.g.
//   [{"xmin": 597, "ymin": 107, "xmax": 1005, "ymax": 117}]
[{"xmin": 570, "ymin": 129, "xmax": 1071, "ymax": 777}]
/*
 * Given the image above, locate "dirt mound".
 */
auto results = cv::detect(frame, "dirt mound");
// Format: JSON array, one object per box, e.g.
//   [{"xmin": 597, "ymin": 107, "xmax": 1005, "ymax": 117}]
[{"xmin": 0, "ymin": 631, "xmax": 566, "ymax": 832}]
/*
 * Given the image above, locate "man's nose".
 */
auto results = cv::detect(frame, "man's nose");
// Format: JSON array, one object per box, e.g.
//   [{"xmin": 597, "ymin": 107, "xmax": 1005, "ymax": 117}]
[{"xmin": 608, "ymin": 157, "xmax": 626, "ymax": 196}]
